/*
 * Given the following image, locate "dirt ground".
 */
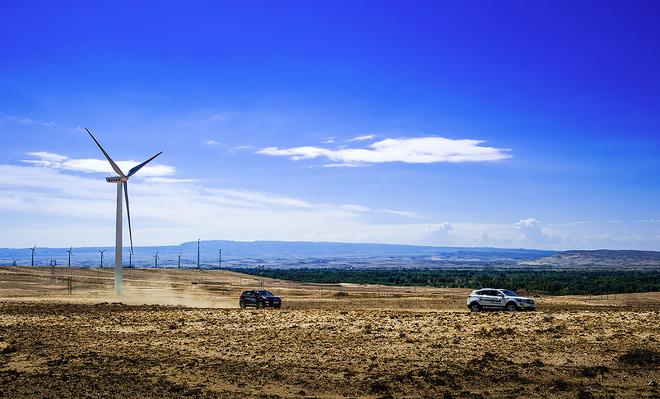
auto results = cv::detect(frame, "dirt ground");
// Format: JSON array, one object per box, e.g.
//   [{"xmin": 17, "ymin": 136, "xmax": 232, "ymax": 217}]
[{"xmin": 0, "ymin": 266, "xmax": 658, "ymax": 398}]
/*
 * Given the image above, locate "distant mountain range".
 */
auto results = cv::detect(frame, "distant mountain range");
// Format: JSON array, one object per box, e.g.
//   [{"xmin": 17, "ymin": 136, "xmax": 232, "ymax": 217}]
[
  {"xmin": 0, "ymin": 240, "xmax": 554, "ymax": 268},
  {"xmin": 1, "ymin": 241, "xmax": 658, "ymax": 270}
]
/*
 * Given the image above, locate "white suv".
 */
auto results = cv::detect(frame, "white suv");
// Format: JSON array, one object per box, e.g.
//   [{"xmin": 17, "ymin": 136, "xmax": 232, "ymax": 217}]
[{"xmin": 466, "ymin": 288, "xmax": 536, "ymax": 312}]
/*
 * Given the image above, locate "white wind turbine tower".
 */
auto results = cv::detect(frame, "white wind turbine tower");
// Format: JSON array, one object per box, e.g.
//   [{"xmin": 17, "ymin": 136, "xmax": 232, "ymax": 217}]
[{"xmin": 86, "ymin": 128, "xmax": 163, "ymax": 295}]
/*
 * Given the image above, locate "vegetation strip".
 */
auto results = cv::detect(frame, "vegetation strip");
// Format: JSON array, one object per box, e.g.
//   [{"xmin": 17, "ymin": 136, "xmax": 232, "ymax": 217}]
[{"xmin": 231, "ymin": 268, "xmax": 660, "ymax": 296}]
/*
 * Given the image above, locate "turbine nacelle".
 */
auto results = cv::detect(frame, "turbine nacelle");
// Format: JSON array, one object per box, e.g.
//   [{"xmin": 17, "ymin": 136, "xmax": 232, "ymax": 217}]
[{"xmin": 105, "ymin": 176, "xmax": 127, "ymax": 183}]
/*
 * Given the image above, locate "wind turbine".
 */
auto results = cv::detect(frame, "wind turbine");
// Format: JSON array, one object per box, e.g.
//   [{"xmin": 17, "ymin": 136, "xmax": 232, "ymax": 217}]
[
  {"xmin": 154, "ymin": 251, "xmax": 160, "ymax": 269},
  {"xmin": 98, "ymin": 250, "xmax": 105, "ymax": 268},
  {"xmin": 86, "ymin": 128, "xmax": 162, "ymax": 295},
  {"xmin": 30, "ymin": 245, "xmax": 36, "ymax": 267}
]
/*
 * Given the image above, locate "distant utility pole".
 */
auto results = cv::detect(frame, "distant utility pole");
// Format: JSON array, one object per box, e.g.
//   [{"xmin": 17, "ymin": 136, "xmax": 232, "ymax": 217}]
[
  {"xmin": 98, "ymin": 250, "xmax": 105, "ymax": 268},
  {"xmin": 31, "ymin": 245, "xmax": 37, "ymax": 267},
  {"xmin": 67, "ymin": 249, "xmax": 73, "ymax": 295},
  {"xmin": 218, "ymin": 249, "xmax": 222, "ymax": 269},
  {"xmin": 177, "ymin": 253, "xmax": 182, "ymax": 269},
  {"xmin": 154, "ymin": 251, "xmax": 159, "ymax": 269},
  {"xmin": 197, "ymin": 239, "xmax": 200, "ymax": 270},
  {"xmin": 258, "ymin": 265, "xmax": 265, "ymax": 290}
]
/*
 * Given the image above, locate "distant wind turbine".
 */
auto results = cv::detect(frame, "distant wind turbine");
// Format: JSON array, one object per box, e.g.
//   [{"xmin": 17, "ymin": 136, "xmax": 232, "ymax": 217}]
[
  {"xmin": 86, "ymin": 128, "xmax": 163, "ymax": 295},
  {"xmin": 67, "ymin": 247, "xmax": 73, "ymax": 268},
  {"xmin": 31, "ymin": 245, "xmax": 36, "ymax": 267},
  {"xmin": 98, "ymin": 249, "xmax": 105, "ymax": 268}
]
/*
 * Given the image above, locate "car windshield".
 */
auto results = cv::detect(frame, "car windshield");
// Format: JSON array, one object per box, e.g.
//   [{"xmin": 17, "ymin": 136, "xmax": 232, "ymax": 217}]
[
  {"xmin": 258, "ymin": 290, "xmax": 274, "ymax": 297},
  {"xmin": 501, "ymin": 290, "xmax": 519, "ymax": 297}
]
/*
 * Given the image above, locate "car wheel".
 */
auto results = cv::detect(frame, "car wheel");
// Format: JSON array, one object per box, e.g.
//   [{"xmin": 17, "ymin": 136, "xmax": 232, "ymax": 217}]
[
  {"xmin": 505, "ymin": 302, "xmax": 518, "ymax": 312},
  {"xmin": 239, "ymin": 302, "xmax": 245, "ymax": 309},
  {"xmin": 469, "ymin": 303, "xmax": 481, "ymax": 312},
  {"xmin": 274, "ymin": 304, "xmax": 281, "ymax": 309},
  {"xmin": 256, "ymin": 301, "xmax": 264, "ymax": 309}
]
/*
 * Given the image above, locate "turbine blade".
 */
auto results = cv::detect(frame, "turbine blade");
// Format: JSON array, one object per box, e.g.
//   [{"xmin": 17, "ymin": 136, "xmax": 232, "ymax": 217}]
[
  {"xmin": 85, "ymin": 128, "xmax": 125, "ymax": 177},
  {"xmin": 123, "ymin": 181, "xmax": 134, "ymax": 254},
  {"xmin": 128, "ymin": 151, "xmax": 163, "ymax": 177}
]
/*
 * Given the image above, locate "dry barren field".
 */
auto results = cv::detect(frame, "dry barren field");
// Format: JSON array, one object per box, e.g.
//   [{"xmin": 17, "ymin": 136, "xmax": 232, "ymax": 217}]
[{"xmin": 0, "ymin": 266, "xmax": 658, "ymax": 398}]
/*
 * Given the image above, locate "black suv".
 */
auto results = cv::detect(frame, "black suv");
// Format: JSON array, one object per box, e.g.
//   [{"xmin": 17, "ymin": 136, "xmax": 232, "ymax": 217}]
[{"xmin": 239, "ymin": 290, "xmax": 282, "ymax": 309}]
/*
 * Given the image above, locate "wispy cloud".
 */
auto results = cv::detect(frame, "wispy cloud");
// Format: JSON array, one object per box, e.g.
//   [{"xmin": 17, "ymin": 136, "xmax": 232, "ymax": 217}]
[
  {"xmin": 142, "ymin": 177, "xmax": 197, "ymax": 184},
  {"xmin": 4, "ymin": 153, "xmax": 659, "ymax": 250},
  {"xmin": 380, "ymin": 209, "xmax": 422, "ymax": 219},
  {"xmin": 348, "ymin": 134, "xmax": 376, "ymax": 142},
  {"xmin": 22, "ymin": 152, "xmax": 175, "ymax": 177},
  {"xmin": 208, "ymin": 114, "xmax": 227, "ymax": 121},
  {"xmin": 322, "ymin": 163, "xmax": 361, "ymax": 168},
  {"xmin": 258, "ymin": 136, "xmax": 511, "ymax": 166},
  {"xmin": 0, "ymin": 114, "xmax": 56, "ymax": 128},
  {"xmin": 0, "ymin": 113, "xmax": 84, "ymax": 134},
  {"xmin": 0, "ymin": 161, "xmax": 428, "ymax": 246},
  {"xmin": 205, "ymin": 139, "xmax": 220, "ymax": 145}
]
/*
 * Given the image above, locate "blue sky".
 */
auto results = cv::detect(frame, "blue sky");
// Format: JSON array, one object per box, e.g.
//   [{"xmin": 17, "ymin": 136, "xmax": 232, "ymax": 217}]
[{"xmin": 1, "ymin": 1, "xmax": 659, "ymax": 250}]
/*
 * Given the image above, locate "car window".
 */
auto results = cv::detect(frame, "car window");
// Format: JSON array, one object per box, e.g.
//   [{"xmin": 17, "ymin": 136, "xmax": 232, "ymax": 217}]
[
  {"xmin": 486, "ymin": 290, "xmax": 500, "ymax": 296},
  {"xmin": 501, "ymin": 290, "xmax": 519, "ymax": 297},
  {"xmin": 474, "ymin": 290, "xmax": 485, "ymax": 296}
]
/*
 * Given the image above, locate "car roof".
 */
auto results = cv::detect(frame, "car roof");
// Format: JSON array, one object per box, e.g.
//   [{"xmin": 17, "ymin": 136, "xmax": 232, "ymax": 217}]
[{"xmin": 472, "ymin": 288, "xmax": 511, "ymax": 294}]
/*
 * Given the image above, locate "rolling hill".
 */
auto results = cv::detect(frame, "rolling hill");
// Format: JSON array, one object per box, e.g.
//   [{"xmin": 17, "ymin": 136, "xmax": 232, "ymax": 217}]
[{"xmin": 521, "ymin": 249, "xmax": 660, "ymax": 269}]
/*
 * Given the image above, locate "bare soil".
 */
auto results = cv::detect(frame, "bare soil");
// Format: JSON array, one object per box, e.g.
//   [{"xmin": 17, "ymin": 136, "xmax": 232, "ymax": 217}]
[{"xmin": 0, "ymin": 266, "xmax": 658, "ymax": 398}]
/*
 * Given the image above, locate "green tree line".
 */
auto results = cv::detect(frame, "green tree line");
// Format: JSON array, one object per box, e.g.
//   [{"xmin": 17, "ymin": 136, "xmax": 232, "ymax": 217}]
[{"xmin": 232, "ymin": 268, "xmax": 660, "ymax": 295}]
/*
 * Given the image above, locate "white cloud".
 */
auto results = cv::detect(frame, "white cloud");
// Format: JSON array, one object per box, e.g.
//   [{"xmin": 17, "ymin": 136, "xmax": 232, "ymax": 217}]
[
  {"xmin": 0, "ymin": 162, "xmax": 428, "ymax": 247},
  {"xmin": 348, "ymin": 134, "xmax": 376, "ymax": 142},
  {"xmin": 514, "ymin": 217, "xmax": 566, "ymax": 245},
  {"xmin": 425, "ymin": 222, "xmax": 454, "ymax": 243},
  {"xmin": 340, "ymin": 204, "xmax": 371, "ymax": 212},
  {"xmin": 257, "ymin": 136, "xmax": 511, "ymax": 166},
  {"xmin": 206, "ymin": 139, "xmax": 220, "ymax": 145},
  {"xmin": 322, "ymin": 163, "xmax": 361, "ymax": 168},
  {"xmin": 142, "ymin": 177, "xmax": 197, "ymax": 184},
  {"xmin": 26, "ymin": 152, "xmax": 68, "ymax": 162},
  {"xmin": 22, "ymin": 152, "xmax": 175, "ymax": 177},
  {"xmin": 515, "ymin": 217, "xmax": 545, "ymax": 242},
  {"xmin": 2, "ymin": 156, "xmax": 660, "ymax": 250},
  {"xmin": 380, "ymin": 209, "xmax": 422, "ymax": 219}
]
